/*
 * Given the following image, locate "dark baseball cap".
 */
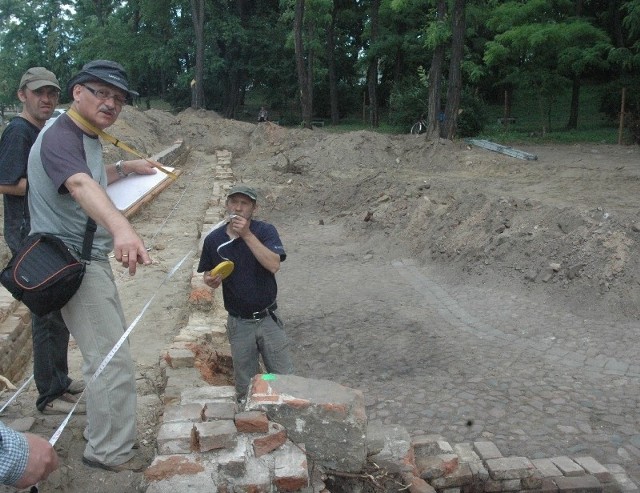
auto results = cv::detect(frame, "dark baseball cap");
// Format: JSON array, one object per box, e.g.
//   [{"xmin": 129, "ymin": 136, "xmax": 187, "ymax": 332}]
[
  {"xmin": 19, "ymin": 67, "xmax": 60, "ymax": 91},
  {"xmin": 66, "ymin": 60, "xmax": 139, "ymax": 99},
  {"xmin": 227, "ymin": 185, "xmax": 257, "ymax": 201}
]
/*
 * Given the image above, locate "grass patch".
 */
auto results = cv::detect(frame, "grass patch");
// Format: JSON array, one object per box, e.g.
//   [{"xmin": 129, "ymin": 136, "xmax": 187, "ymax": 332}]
[{"xmin": 478, "ymin": 83, "xmax": 627, "ymax": 144}]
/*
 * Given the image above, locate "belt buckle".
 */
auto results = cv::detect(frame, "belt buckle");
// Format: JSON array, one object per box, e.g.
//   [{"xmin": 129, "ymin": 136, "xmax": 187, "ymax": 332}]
[{"xmin": 252, "ymin": 309, "xmax": 265, "ymax": 320}]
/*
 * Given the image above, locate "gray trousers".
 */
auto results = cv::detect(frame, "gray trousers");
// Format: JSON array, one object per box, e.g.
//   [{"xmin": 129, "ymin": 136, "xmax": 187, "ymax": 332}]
[
  {"xmin": 61, "ymin": 260, "xmax": 137, "ymax": 466},
  {"xmin": 227, "ymin": 309, "xmax": 294, "ymax": 400}
]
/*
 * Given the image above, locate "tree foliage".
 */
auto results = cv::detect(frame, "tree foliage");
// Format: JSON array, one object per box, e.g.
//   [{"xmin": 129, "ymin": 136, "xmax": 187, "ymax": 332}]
[{"xmin": 0, "ymin": 0, "xmax": 638, "ymax": 137}]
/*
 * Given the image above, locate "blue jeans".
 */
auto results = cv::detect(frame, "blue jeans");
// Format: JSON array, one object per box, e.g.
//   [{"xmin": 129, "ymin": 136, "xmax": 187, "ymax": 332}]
[
  {"xmin": 33, "ymin": 310, "xmax": 72, "ymax": 411},
  {"xmin": 226, "ymin": 309, "xmax": 294, "ymax": 400}
]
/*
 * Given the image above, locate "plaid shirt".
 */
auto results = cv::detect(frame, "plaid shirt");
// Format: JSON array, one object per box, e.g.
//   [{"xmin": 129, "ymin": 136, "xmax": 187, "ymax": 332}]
[{"xmin": 0, "ymin": 422, "xmax": 28, "ymax": 486}]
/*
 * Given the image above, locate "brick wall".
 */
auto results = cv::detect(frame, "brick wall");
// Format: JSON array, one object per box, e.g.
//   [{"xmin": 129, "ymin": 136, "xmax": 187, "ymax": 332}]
[{"xmin": 0, "ymin": 288, "xmax": 31, "ymax": 385}]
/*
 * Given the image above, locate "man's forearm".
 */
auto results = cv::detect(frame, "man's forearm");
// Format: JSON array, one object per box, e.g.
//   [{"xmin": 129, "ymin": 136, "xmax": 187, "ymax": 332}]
[
  {"xmin": 243, "ymin": 233, "xmax": 280, "ymax": 273},
  {"xmin": 0, "ymin": 178, "xmax": 27, "ymax": 196}
]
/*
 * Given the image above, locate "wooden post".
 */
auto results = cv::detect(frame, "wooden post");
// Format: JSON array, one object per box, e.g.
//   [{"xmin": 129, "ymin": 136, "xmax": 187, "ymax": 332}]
[
  {"xmin": 618, "ymin": 87, "xmax": 626, "ymax": 145},
  {"xmin": 362, "ymin": 92, "xmax": 366, "ymax": 124},
  {"xmin": 503, "ymin": 90, "xmax": 509, "ymax": 127}
]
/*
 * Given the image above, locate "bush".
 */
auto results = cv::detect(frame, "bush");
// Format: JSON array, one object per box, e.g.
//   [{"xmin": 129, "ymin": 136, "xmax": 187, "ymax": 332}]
[
  {"xmin": 388, "ymin": 76, "xmax": 428, "ymax": 130},
  {"xmin": 457, "ymin": 90, "xmax": 487, "ymax": 137}
]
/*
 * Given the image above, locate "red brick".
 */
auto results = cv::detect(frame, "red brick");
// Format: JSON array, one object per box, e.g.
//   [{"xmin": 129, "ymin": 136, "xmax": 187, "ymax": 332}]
[
  {"xmin": 235, "ymin": 410, "xmax": 269, "ymax": 433},
  {"xmin": 253, "ymin": 423, "xmax": 287, "ymax": 457}
]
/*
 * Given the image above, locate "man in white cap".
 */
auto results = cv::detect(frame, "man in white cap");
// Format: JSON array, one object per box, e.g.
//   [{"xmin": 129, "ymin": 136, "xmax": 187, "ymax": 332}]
[
  {"xmin": 0, "ymin": 67, "xmax": 86, "ymax": 415},
  {"xmin": 27, "ymin": 60, "xmax": 156, "ymax": 472}
]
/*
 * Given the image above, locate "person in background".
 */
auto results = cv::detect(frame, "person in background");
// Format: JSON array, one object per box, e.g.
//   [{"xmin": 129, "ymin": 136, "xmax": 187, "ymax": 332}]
[
  {"xmin": 258, "ymin": 106, "xmax": 268, "ymax": 122},
  {"xmin": 198, "ymin": 185, "xmax": 294, "ymax": 403},
  {"xmin": 0, "ymin": 421, "xmax": 58, "ymax": 488},
  {"xmin": 0, "ymin": 67, "xmax": 86, "ymax": 415},
  {"xmin": 27, "ymin": 60, "xmax": 156, "ymax": 472}
]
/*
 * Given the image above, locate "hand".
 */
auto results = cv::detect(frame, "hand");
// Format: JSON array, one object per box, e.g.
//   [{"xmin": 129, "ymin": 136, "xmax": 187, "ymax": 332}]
[
  {"xmin": 122, "ymin": 159, "xmax": 158, "ymax": 176},
  {"xmin": 14, "ymin": 433, "xmax": 59, "ymax": 488},
  {"xmin": 203, "ymin": 271, "xmax": 222, "ymax": 289},
  {"xmin": 228, "ymin": 214, "xmax": 250, "ymax": 238},
  {"xmin": 114, "ymin": 227, "xmax": 152, "ymax": 276}
]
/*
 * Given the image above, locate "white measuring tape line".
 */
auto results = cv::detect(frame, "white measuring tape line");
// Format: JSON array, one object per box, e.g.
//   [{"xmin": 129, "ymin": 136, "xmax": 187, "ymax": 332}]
[
  {"xmin": 47, "ymin": 250, "xmax": 193, "ymax": 446},
  {"xmin": 0, "ymin": 374, "xmax": 34, "ymax": 414},
  {"xmin": 29, "ymin": 251, "xmax": 193, "ymax": 493},
  {"xmin": 212, "ymin": 214, "xmax": 239, "ymax": 261}
]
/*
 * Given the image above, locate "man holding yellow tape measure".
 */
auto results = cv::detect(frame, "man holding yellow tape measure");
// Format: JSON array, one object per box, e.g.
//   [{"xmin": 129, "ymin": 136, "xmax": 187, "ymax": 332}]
[{"xmin": 198, "ymin": 185, "xmax": 294, "ymax": 403}]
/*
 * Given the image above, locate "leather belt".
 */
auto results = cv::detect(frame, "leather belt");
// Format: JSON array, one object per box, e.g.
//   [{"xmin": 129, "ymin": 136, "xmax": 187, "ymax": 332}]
[{"xmin": 230, "ymin": 303, "xmax": 277, "ymax": 320}]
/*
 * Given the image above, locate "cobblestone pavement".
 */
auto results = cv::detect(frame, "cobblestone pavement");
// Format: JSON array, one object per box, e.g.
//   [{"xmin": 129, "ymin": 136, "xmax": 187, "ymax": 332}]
[{"xmin": 277, "ymin": 222, "xmax": 640, "ymax": 486}]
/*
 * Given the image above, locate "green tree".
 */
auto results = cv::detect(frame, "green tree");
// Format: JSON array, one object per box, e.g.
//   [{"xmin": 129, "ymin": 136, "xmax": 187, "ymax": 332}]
[
  {"xmin": 0, "ymin": 0, "xmax": 74, "ymax": 107},
  {"xmin": 484, "ymin": 0, "xmax": 612, "ymax": 134}
]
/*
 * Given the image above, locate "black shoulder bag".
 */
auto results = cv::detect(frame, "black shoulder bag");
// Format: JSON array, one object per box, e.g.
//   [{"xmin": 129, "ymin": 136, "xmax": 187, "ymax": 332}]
[{"xmin": 0, "ymin": 218, "xmax": 97, "ymax": 316}]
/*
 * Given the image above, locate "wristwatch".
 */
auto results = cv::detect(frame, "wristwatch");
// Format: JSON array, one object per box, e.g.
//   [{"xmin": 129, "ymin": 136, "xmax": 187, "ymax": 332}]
[{"xmin": 115, "ymin": 160, "xmax": 127, "ymax": 177}]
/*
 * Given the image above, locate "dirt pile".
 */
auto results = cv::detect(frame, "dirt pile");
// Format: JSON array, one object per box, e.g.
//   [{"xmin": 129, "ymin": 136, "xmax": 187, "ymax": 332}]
[
  {"xmin": 219, "ymin": 121, "xmax": 640, "ymax": 321},
  {"xmin": 18, "ymin": 106, "xmax": 639, "ymax": 321},
  {"xmin": 2, "ymin": 107, "xmax": 639, "ymax": 321}
]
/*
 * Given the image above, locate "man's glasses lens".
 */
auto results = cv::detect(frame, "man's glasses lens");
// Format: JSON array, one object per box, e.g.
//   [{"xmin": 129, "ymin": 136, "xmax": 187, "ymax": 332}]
[{"xmin": 81, "ymin": 84, "xmax": 127, "ymax": 105}]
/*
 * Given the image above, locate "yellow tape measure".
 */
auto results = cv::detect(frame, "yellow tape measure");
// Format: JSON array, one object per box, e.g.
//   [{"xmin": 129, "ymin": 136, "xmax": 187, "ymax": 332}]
[{"xmin": 210, "ymin": 260, "xmax": 234, "ymax": 280}]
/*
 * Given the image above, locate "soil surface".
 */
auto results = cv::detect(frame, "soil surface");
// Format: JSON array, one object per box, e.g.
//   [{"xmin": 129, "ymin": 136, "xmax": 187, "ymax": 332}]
[{"xmin": 0, "ymin": 108, "xmax": 639, "ymax": 491}]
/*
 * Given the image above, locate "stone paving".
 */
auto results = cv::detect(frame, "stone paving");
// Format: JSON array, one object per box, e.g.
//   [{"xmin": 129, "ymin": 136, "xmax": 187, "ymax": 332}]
[{"xmin": 275, "ymin": 220, "xmax": 640, "ymax": 488}]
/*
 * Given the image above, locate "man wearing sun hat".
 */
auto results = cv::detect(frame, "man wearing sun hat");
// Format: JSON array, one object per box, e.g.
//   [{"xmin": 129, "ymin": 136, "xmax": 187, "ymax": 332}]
[
  {"xmin": 198, "ymin": 184, "xmax": 295, "ymax": 404},
  {"xmin": 27, "ymin": 60, "xmax": 156, "ymax": 473},
  {"xmin": 0, "ymin": 67, "xmax": 88, "ymax": 417}
]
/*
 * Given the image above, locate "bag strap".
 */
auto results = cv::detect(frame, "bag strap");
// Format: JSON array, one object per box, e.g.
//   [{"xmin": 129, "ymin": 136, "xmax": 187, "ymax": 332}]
[
  {"xmin": 66, "ymin": 108, "xmax": 177, "ymax": 180},
  {"xmin": 81, "ymin": 218, "xmax": 97, "ymax": 262},
  {"xmin": 24, "ymin": 184, "xmax": 96, "ymax": 262}
]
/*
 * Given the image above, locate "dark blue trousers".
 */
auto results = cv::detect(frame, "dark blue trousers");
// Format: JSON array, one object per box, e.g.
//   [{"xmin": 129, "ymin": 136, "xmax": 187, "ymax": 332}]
[{"xmin": 32, "ymin": 310, "xmax": 72, "ymax": 411}]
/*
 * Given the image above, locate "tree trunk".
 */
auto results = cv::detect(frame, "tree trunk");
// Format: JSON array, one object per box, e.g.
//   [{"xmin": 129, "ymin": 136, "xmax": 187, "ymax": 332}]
[
  {"xmin": 367, "ymin": 0, "xmax": 380, "ymax": 127},
  {"xmin": 294, "ymin": 0, "xmax": 312, "ymax": 128},
  {"xmin": 223, "ymin": 69, "xmax": 246, "ymax": 118},
  {"xmin": 609, "ymin": 0, "xmax": 624, "ymax": 47},
  {"xmin": 307, "ymin": 23, "xmax": 315, "ymax": 122},
  {"xmin": 441, "ymin": 0, "xmax": 465, "ymax": 140},
  {"xmin": 190, "ymin": 0, "xmax": 205, "ymax": 109},
  {"xmin": 327, "ymin": 5, "xmax": 340, "ymax": 125},
  {"xmin": 566, "ymin": 76, "xmax": 580, "ymax": 130},
  {"xmin": 425, "ymin": 0, "xmax": 446, "ymax": 139}
]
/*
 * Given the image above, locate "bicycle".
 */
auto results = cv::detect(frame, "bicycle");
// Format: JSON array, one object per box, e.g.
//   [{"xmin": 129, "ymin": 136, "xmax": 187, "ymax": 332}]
[{"xmin": 410, "ymin": 118, "xmax": 427, "ymax": 135}]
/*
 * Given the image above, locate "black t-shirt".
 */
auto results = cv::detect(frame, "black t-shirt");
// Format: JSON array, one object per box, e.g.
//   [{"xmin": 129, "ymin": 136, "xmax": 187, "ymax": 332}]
[
  {"xmin": 0, "ymin": 117, "xmax": 39, "ymax": 253},
  {"xmin": 197, "ymin": 219, "xmax": 286, "ymax": 315}
]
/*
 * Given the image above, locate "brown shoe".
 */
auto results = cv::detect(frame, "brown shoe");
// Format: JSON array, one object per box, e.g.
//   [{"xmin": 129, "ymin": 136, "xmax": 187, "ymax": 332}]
[
  {"xmin": 82, "ymin": 454, "xmax": 146, "ymax": 473},
  {"xmin": 41, "ymin": 393, "xmax": 86, "ymax": 415},
  {"xmin": 67, "ymin": 379, "xmax": 86, "ymax": 394}
]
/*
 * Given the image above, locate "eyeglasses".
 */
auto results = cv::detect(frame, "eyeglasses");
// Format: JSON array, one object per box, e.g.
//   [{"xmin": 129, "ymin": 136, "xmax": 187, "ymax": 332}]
[{"xmin": 80, "ymin": 84, "xmax": 127, "ymax": 106}]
